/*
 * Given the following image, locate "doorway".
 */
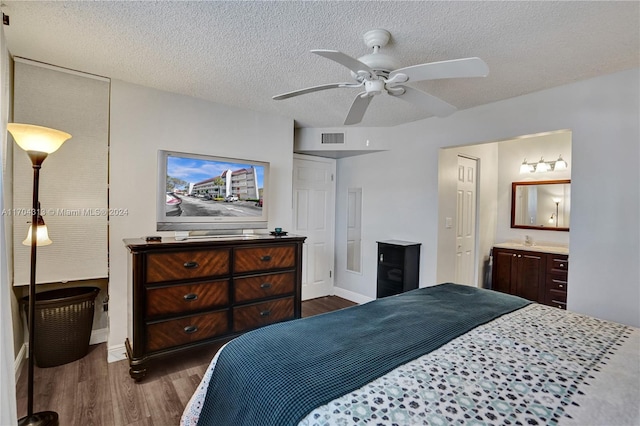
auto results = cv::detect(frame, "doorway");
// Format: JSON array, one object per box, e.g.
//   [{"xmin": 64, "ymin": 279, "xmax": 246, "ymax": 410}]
[
  {"xmin": 292, "ymin": 154, "xmax": 336, "ymax": 300},
  {"xmin": 436, "ymin": 130, "xmax": 571, "ymax": 289},
  {"xmin": 455, "ymin": 156, "xmax": 478, "ymax": 286}
]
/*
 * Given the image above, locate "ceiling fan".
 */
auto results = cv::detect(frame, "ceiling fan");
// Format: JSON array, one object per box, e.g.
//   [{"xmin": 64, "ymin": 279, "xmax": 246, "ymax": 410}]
[{"xmin": 273, "ymin": 29, "xmax": 489, "ymax": 125}]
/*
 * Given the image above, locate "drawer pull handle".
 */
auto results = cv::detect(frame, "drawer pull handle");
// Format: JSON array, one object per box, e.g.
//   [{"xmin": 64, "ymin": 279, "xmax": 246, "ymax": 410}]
[
  {"xmin": 260, "ymin": 282, "xmax": 272, "ymax": 289},
  {"xmin": 559, "ymin": 263, "xmax": 565, "ymax": 267},
  {"xmin": 183, "ymin": 293, "xmax": 198, "ymax": 301},
  {"xmin": 183, "ymin": 325, "xmax": 198, "ymax": 334},
  {"xmin": 260, "ymin": 255, "xmax": 272, "ymax": 262},
  {"xmin": 260, "ymin": 310, "xmax": 271, "ymax": 317},
  {"xmin": 183, "ymin": 261, "xmax": 199, "ymax": 269}
]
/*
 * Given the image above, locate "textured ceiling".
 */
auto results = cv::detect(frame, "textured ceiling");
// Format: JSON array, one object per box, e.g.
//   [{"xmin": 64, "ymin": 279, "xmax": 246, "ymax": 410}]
[{"xmin": 2, "ymin": 1, "xmax": 638, "ymax": 128}]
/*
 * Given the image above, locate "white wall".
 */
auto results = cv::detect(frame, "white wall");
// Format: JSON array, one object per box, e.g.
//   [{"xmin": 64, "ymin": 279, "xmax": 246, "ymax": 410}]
[
  {"xmin": 108, "ymin": 80, "xmax": 294, "ymax": 355},
  {"xmin": 333, "ymin": 68, "xmax": 639, "ymax": 327}
]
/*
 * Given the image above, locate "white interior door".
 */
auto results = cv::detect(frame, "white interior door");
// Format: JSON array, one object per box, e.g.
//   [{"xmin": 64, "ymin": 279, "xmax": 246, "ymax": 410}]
[
  {"xmin": 455, "ymin": 156, "xmax": 478, "ymax": 286},
  {"xmin": 293, "ymin": 154, "xmax": 336, "ymax": 300}
]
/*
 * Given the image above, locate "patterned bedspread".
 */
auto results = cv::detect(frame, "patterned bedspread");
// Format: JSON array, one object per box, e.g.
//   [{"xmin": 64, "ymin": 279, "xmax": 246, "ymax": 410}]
[{"xmin": 182, "ymin": 303, "xmax": 639, "ymax": 426}]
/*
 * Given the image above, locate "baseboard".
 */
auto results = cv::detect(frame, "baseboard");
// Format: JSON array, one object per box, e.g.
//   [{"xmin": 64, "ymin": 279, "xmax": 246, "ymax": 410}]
[
  {"xmin": 107, "ymin": 343, "xmax": 127, "ymax": 363},
  {"xmin": 333, "ymin": 286, "xmax": 374, "ymax": 305},
  {"xmin": 14, "ymin": 343, "xmax": 26, "ymax": 382}
]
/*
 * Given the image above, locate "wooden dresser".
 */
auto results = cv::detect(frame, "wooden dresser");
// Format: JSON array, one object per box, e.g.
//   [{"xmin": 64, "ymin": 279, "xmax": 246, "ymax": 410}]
[{"xmin": 124, "ymin": 235, "xmax": 306, "ymax": 381}]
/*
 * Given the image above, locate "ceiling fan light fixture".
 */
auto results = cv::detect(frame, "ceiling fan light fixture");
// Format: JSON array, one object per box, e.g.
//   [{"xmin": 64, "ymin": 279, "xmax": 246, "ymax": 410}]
[{"xmin": 364, "ymin": 79, "xmax": 385, "ymax": 96}]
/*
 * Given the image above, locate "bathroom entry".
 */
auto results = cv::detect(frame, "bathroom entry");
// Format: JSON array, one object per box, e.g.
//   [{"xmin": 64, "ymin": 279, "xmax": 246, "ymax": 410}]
[{"xmin": 455, "ymin": 155, "xmax": 478, "ymax": 286}]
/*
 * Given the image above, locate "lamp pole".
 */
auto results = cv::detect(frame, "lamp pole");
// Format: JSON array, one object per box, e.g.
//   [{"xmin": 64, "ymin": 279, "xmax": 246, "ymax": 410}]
[
  {"xmin": 20, "ymin": 152, "xmax": 59, "ymax": 426},
  {"xmin": 8, "ymin": 123, "xmax": 70, "ymax": 426}
]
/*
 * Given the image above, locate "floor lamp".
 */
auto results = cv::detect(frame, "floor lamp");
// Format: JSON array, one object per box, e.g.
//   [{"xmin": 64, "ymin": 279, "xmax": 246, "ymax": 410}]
[{"xmin": 7, "ymin": 123, "xmax": 71, "ymax": 426}]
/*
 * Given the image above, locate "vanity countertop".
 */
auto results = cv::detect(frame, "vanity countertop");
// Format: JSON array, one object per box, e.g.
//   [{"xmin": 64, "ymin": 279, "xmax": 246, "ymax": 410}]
[{"xmin": 493, "ymin": 242, "xmax": 569, "ymax": 255}]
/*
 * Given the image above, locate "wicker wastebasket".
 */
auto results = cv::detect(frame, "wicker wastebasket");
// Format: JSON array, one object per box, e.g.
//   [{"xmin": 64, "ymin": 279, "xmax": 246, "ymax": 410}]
[{"xmin": 22, "ymin": 287, "xmax": 100, "ymax": 368}]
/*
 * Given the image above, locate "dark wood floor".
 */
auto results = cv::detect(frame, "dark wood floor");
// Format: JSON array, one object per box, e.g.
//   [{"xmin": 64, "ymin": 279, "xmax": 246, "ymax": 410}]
[{"xmin": 15, "ymin": 295, "xmax": 356, "ymax": 425}]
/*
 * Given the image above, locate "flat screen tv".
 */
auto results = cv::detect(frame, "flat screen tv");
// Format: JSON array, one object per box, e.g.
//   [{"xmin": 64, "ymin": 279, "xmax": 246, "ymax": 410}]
[{"xmin": 157, "ymin": 150, "xmax": 269, "ymax": 233}]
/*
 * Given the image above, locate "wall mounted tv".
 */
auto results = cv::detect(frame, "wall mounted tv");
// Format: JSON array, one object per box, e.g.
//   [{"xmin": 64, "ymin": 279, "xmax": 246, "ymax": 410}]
[{"xmin": 157, "ymin": 150, "xmax": 269, "ymax": 233}]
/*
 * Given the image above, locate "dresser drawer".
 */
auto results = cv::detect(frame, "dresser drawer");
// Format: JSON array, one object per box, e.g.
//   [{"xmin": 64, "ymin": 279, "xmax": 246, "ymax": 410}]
[
  {"xmin": 549, "ymin": 256, "xmax": 569, "ymax": 274},
  {"xmin": 234, "ymin": 245, "xmax": 296, "ymax": 273},
  {"xmin": 234, "ymin": 272, "xmax": 295, "ymax": 303},
  {"xmin": 233, "ymin": 297, "xmax": 294, "ymax": 332},
  {"xmin": 547, "ymin": 289, "xmax": 567, "ymax": 310},
  {"xmin": 146, "ymin": 249, "xmax": 230, "ymax": 283},
  {"xmin": 146, "ymin": 280, "xmax": 229, "ymax": 318},
  {"xmin": 146, "ymin": 310, "xmax": 229, "ymax": 352},
  {"xmin": 546, "ymin": 275, "xmax": 568, "ymax": 292}
]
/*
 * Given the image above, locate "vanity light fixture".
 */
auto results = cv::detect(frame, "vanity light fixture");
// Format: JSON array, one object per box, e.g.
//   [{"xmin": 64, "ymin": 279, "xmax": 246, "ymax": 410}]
[
  {"xmin": 519, "ymin": 159, "xmax": 534, "ymax": 174},
  {"xmin": 554, "ymin": 155, "xmax": 568, "ymax": 171},
  {"xmin": 535, "ymin": 157, "xmax": 550, "ymax": 173},
  {"xmin": 519, "ymin": 155, "xmax": 569, "ymax": 174}
]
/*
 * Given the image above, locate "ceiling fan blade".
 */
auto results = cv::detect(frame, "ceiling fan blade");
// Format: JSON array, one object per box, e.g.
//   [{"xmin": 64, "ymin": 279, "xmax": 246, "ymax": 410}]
[
  {"xmin": 312, "ymin": 50, "xmax": 374, "ymax": 77},
  {"xmin": 272, "ymin": 82, "xmax": 355, "ymax": 100},
  {"xmin": 389, "ymin": 57, "xmax": 489, "ymax": 83},
  {"xmin": 394, "ymin": 85, "xmax": 457, "ymax": 118},
  {"xmin": 344, "ymin": 93, "xmax": 373, "ymax": 125}
]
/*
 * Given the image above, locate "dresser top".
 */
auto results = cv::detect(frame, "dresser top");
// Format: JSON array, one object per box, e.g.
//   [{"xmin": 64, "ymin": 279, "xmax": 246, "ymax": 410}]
[
  {"xmin": 377, "ymin": 240, "xmax": 421, "ymax": 247},
  {"xmin": 124, "ymin": 234, "xmax": 306, "ymax": 251}
]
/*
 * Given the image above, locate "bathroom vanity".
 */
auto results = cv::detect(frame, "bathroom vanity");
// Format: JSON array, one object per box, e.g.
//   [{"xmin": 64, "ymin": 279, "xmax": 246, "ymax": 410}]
[{"xmin": 492, "ymin": 243, "xmax": 569, "ymax": 309}]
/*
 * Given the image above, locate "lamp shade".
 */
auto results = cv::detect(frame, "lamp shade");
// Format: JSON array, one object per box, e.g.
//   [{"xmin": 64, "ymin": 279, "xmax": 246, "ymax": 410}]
[
  {"xmin": 22, "ymin": 221, "xmax": 52, "ymax": 246},
  {"xmin": 554, "ymin": 155, "xmax": 568, "ymax": 171},
  {"xmin": 520, "ymin": 159, "xmax": 533, "ymax": 174},
  {"xmin": 535, "ymin": 158, "xmax": 550, "ymax": 173},
  {"xmin": 7, "ymin": 123, "xmax": 71, "ymax": 154}
]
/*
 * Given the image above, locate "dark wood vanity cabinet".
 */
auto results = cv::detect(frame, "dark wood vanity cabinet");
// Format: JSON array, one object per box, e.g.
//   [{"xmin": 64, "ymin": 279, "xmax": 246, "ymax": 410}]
[
  {"xmin": 492, "ymin": 248, "xmax": 545, "ymax": 302},
  {"xmin": 124, "ymin": 235, "xmax": 305, "ymax": 381},
  {"xmin": 545, "ymin": 254, "xmax": 569, "ymax": 309},
  {"xmin": 492, "ymin": 247, "xmax": 568, "ymax": 309}
]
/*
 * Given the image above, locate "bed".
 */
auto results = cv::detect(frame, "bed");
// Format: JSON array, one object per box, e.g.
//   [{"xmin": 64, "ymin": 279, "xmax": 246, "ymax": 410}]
[{"xmin": 181, "ymin": 283, "xmax": 639, "ymax": 426}]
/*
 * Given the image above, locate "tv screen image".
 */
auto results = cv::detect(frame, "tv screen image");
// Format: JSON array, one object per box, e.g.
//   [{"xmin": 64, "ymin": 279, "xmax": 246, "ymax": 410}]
[{"xmin": 157, "ymin": 150, "xmax": 269, "ymax": 232}]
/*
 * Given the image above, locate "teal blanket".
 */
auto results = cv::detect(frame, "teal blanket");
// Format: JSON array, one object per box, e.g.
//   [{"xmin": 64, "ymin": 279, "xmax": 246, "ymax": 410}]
[{"xmin": 197, "ymin": 283, "xmax": 530, "ymax": 426}]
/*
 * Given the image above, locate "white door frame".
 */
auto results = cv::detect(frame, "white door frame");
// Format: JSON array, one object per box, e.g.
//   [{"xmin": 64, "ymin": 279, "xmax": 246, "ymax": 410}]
[{"xmin": 292, "ymin": 154, "xmax": 336, "ymax": 300}]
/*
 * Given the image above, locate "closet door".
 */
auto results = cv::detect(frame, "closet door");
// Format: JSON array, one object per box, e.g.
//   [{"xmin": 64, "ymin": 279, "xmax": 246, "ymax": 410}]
[{"xmin": 12, "ymin": 59, "xmax": 109, "ymax": 285}]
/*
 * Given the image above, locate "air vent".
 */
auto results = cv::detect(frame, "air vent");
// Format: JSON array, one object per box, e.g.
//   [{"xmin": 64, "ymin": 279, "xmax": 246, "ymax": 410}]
[{"xmin": 321, "ymin": 133, "xmax": 345, "ymax": 144}]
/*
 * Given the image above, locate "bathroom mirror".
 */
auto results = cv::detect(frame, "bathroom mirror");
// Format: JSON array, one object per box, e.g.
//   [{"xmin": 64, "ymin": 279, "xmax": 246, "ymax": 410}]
[{"xmin": 511, "ymin": 180, "xmax": 570, "ymax": 231}]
